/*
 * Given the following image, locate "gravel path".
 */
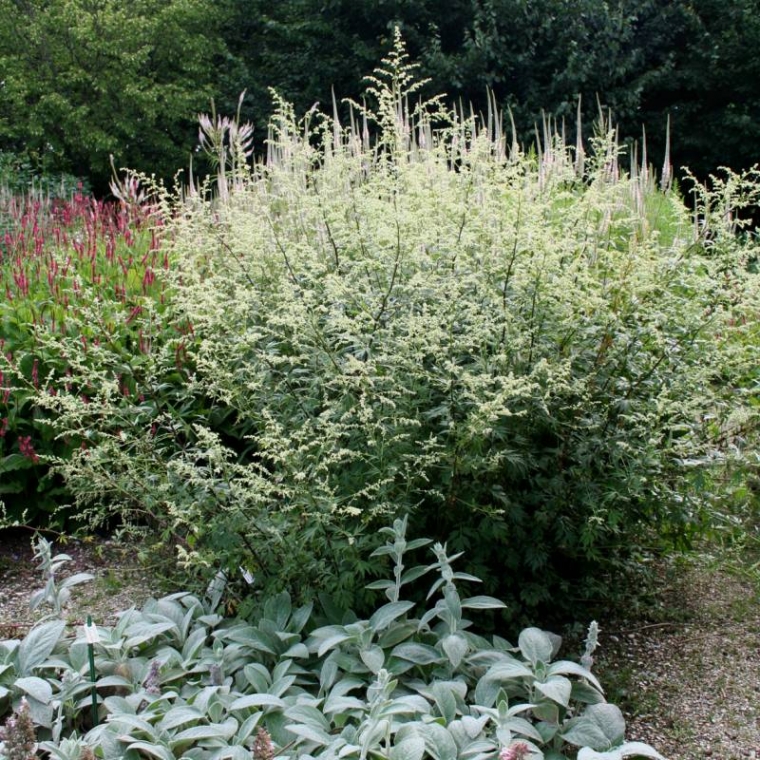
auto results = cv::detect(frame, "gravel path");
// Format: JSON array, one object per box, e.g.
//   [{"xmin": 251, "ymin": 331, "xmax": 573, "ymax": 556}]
[{"xmin": 596, "ymin": 562, "xmax": 760, "ymax": 760}]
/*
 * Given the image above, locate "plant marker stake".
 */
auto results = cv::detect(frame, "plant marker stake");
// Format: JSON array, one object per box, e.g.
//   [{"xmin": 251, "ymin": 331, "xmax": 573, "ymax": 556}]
[{"xmin": 84, "ymin": 615, "xmax": 99, "ymax": 726}]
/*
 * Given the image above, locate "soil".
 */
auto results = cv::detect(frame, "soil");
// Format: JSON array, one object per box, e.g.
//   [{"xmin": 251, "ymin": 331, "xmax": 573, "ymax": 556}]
[{"xmin": 1, "ymin": 530, "xmax": 758, "ymax": 759}]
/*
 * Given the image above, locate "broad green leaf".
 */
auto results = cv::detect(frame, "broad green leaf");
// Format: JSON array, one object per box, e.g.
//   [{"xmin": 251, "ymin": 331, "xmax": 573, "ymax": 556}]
[
  {"xmin": 548, "ymin": 660, "xmax": 604, "ymax": 693},
  {"xmin": 182, "ymin": 627, "xmax": 209, "ymax": 661},
  {"xmin": 283, "ymin": 642, "xmax": 309, "ymax": 659},
  {"xmin": 577, "ymin": 751, "xmax": 623, "ymax": 760},
  {"xmin": 360, "ymin": 644, "xmax": 385, "ymax": 673},
  {"xmin": 126, "ymin": 742, "xmax": 175, "ymax": 760},
  {"xmin": 617, "ymin": 742, "xmax": 666, "ymax": 758},
  {"xmin": 312, "ymin": 628, "xmax": 353, "ymax": 657},
  {"xmin": 243, "ymin": 663, "xmax": 271, "ymax": 692},
  {"xmin": 562, "ymin": 704, "xmax": 626, "ymax": 751},
  {"xmin": 172, "ymin": 721, "xmax": 238, "ymax": 743},
  {"xmin": 369, "ymin": 601, "xmax": 415, "ymax": 632},
  {"xmin": 571, "ymin": 680, "xmax": 607, "ymax": 705},
  {"xmin": 577, "ymin": 743, "xmax": 667, "ymax": 760},
  {"xmin": 324, "ymin": 695, "xmax": 365, "ymax": 714},
  {"xmin": 517, "ymin": 628, "xmax": 554, "ymax": 666},
  {"xmin": 378, "ymin": 622, "xmax": 417, "ymax": 649},
  {"xmin": 60, "ymin": 572, "xmax": 95, "ymax": 588},
  {"xmin": 18, "ymin": 620, "xmax": 65, "ymax": 675},
  {"xmin": 431, "ymin": 681, "xmax": 457, "ymax": 724},
  {"xmin": 392, "ymin": 642, "xmax": 443, "ymax": 665},
  {"xmin": 25, "ymin": 696, "xmax": 54, "ymax": 729},
  {"xmin": 235, "ymin": 712, "xmax": 263, "ymax": 744},
  {"xmin": 289, "ymin": 602, "xmax": 313, "ymax": 634},
  {"xmin": 14, "ymin": 676, "xmax": 53, "ymax": 703},
  {"xmin": 535, "ymin": 676, "xmax": 572, "ymax": 707},
  {"xmin": 230, "ymin": 693, "xmax": 286, "ymax": 710},
  {"xmin": 210, "ymin": 747, "xmax": 254, "ymax": 760},
  {"xmin": 390, "ymin": 736, "xmax": 426, "ymax": 760},
  {"xmin": 366, "ymin": 580, "xmax": 395, "ymax": 592},
  {"xmin": 460, "ymin": 596, "xmax": 507, "ymax": 610},
  {"xmin": 420, "ymin": 722, "xmax": 458, "ymax": 760},
  {"xmin": 284, "ymin": 704, "xmax": 331, "ymax": 731},
  {"xmin": 285, "ymin": 722, "xmax": 333, "ymax": 746},
  {"xmin": 441, "ymin": 634, "xmax": 469, "ymax": 668},
  {"xmin": 124, "ymin": 621, "xmax": 177, "ymax": 650},
  {"xmin": 158, "ymin": 705, "xmax": 205, "ymax": 731},
  {"xmin": 504, "ymin": 716, "xmax": 543, "ymax": 743}
]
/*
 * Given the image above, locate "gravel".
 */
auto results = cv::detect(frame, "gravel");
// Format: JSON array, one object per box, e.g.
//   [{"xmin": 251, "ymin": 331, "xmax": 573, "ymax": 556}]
[
  {"xmin": 0, "ymin": 531, "xmax": 163, "ymax": 637},
  {"xmin": 595, "ymin": 560, "xmax": 760, "ymax": 760}
]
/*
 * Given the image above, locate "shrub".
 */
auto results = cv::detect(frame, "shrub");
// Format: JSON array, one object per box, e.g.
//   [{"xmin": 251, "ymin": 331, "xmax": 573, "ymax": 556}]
[
  {"xmin": 0, "ymin": 518, "xmax": 664, "ymax": 760},
  {"xmin": 10, "ymin": 34, "xmax": 760, "ymax": 621}
]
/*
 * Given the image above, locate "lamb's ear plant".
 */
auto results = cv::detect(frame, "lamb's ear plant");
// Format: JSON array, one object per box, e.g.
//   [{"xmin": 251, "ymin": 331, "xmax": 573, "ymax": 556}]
[
  {"xmin": 28, "ymin": 536, "xmax": 94, "ymax": 618},
  {"xmin": 0, "ymin": 520, "xmax": 664, "ymax": 759}
]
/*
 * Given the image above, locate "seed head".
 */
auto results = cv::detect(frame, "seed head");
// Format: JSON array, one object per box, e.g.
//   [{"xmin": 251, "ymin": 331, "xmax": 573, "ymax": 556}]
[
  {"xmin": 0, "ymin": 698, "xmax": 37, "ymax": 760},
  {"xmin": 499, "ymin": 742, "xmax": 530, "ymax": 760}
]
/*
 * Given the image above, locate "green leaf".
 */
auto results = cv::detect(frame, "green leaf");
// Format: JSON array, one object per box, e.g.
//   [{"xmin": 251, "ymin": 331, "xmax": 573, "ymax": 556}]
[
  {"xmin": 517, "ymin": 628, "xmax": 554, "ymax": 666},
  {"xmin": 124, "ymin": 621, "xmax": 177, "ymax": 649},
  {"xmin": 562, "ymin": 704, "xmax": 627, "ymax": 751},
  {"xmin": 460, "ymin": 595, "xmax": 507, "ymax": 610},
  {"xmin": 283, "ymin": 642, "xmax": 309, "ymax": 659},
  {"xmin": 616, "ymin": 741, "xmax": 666, "ymax": 758},
  {"xmin": 577, "ymin": 743, "xmax": 666, "ymax": 760},
  {"xmin": 441, "ymin": 634, "xmax": 469, "ymax": 668},
  {"xmin": 14, "ymin": 676, "xmax": 53, "ymax": 703},
  {"xmin": 534, "ymin": 676, "xmax": 572, "ymax": 707},
  {"xmin": 392, "ymin": 642, "xmax": 443, "ymax": 665},
  {"xmin": 360, "ymin": 644, "xmax": 385, "ymax": 673},
  {"xmin": 158, "ymin": 705, "xmax": 205, "ymax": 731},
  {"xmin": 230, "ymin": 693, "xmax": 286, "ymax": 711},
  {"xmin": 431, "ymin": 681, "xmax": 458, "ymax": 724},
  {"xmin": 390, "ymin": 736, "xmax": 426, "ymax": 760},
  {"xmin": 172, "ymin": 719, "xmax": 238, "ymax": 743},
  {"xmin": 0, "ymin": 454, "xmax": 35, "ymax": 473},
  {"xmin": 548, "ymin": 660, "xmax": 604, "ymax": 693},
  {"xmin": 127, "ymin": 742, "xmax": 175, "ymax": 760},
  {"xmin": 310, "ymin": 626, "xmax": 353, "ymax": 657},
  {"xmin": 60, "ymin": 572, "xmax": 95, "ymax": 588},
  {"xmin": 378, "ymin": 622, "xmax": 417, "ymax": 649},
  {"xmin": 18, "ymin": 620, "xmax": 65, "ymax": 675},
  {"xmin": 571, "ymin": 680, "xmax": 607, "ymax": 704},
  {"xmin": 420, "ymin": 722, "xmax": 458, "ymax": 760},
  {"xmin": 285, "ymin": 722, "xmax": 333, "ymax": 746},
  {"xmin": 400, "ymin": 565, "xmax": 430, "ymax": 585},
  {"xmin": 369, "ymin": 601, "xmax": 415, "ymax": 632}
]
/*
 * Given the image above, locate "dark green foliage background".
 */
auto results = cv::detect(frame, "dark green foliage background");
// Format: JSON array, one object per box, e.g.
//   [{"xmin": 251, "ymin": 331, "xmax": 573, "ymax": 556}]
[{"xmin": 0, "ymin": 0, "xmax": 758, "ymax": 192}]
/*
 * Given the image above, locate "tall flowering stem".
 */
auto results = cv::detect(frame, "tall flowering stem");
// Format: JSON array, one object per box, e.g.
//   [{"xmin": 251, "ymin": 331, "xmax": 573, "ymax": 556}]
[{"xmin": 0, "ymin": 184, "xmax": 175, "ymax": 524}]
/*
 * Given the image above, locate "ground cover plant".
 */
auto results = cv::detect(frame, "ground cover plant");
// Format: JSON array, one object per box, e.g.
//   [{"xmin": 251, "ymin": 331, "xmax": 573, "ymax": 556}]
[
  {"xmin": 0, "ymin": 517, "xmax": 664, "ymax": 760},
  {"xmin": 3, "ymin": 34, "xmax": 760, "ymax": 625}
]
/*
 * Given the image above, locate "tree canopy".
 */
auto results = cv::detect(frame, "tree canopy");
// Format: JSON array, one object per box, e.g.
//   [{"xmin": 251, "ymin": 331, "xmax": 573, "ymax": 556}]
[{"xmin": 1, "ymin": 0, "xmax": 758, "ymax": 195}]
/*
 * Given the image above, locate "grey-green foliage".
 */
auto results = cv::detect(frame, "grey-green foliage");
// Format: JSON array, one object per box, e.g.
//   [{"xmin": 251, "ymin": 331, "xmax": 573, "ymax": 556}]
[
  {"xmin": 28, "ymin": 536, "xmax": 94, "ymax": 618},
  {"xmin": 0, "ymin": 518, "xmax": 663, "ymax": 760},
  {"xmin": 25, "ymin": 33, "xmax": 760, "ymax": 617}
]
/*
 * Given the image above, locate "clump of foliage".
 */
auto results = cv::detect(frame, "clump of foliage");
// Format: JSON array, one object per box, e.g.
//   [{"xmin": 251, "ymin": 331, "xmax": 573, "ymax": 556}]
[
  {"xmin": 0, "ymin": 518, "xmax": 664, "ymax": 760},
  {"xmin": 7, "ymin": 34, "xmax": 760, "ymax": 621},
  {"xmin": 0, "ymin": 186, "xmax": 172, "ymax": 525}
]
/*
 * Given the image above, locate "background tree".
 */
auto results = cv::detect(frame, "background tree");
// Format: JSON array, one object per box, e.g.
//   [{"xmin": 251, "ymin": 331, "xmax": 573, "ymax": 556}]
[{"xmin": 0, "ymin": 0, "xmax": 228, "ymax": 193}]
